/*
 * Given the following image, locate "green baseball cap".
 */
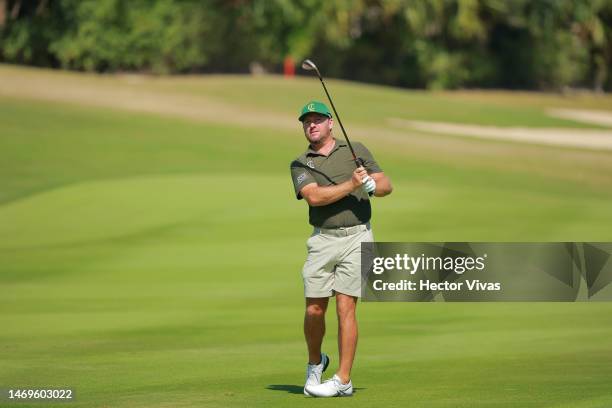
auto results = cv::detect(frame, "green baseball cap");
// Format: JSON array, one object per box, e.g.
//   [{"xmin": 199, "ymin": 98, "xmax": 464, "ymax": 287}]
[{"xmin": 298, "ymin": 101, "xmax": 332, "ymax": 122}]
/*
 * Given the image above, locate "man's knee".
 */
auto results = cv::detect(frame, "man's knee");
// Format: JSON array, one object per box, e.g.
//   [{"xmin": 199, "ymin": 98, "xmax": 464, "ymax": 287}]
[{"xmin": 305, "ymin": 298, "xmax": 328, "ymax": 318}]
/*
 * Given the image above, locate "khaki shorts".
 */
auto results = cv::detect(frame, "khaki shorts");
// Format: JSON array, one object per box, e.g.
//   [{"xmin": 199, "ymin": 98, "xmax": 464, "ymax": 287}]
[{"xmin": 302, "ymin": 223, "xmax": 374, "ymax": 298}]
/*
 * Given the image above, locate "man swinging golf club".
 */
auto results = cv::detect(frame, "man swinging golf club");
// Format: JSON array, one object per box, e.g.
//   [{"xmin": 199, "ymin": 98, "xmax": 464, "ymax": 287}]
[{"xmin": 290, "ymin": 60, "xmax": 393, "ymax": 398}]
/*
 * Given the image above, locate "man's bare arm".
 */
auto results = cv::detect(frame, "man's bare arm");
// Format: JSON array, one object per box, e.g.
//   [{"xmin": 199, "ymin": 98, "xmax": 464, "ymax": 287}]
[
  {"xmin": 370, "ymin": 172, "xmax": 393, "ymax": 197},
  {"xmin": 300, "ymin": 167, "xmax": 367, "ymax": 207}
]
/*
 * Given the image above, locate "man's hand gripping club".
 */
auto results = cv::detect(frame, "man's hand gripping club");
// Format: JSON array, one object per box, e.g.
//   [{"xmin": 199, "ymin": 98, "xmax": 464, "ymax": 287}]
[{"xmin": 301, "ymin": 166, "xmax": 374, "ymax": 207}]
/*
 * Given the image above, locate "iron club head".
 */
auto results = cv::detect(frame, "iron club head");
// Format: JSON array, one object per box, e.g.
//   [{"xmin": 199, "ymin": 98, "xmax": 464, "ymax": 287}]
[{"xmin": 301, "ymin": 59, "xmax": 318, "ymax": 71}]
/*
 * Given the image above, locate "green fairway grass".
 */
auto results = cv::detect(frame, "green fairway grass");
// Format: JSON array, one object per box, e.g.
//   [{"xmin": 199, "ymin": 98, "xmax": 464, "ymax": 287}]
[
  {"xmin": 147, "ymin": 75, "xmax": 612, "ymax": 128},
  {"xmin": 1, "ymin": 66, "xmax": 612, "ymax": 407}
]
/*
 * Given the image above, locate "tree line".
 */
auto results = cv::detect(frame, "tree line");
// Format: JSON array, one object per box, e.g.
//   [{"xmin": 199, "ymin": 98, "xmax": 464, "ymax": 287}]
[{"xmin": 1, "ymin": 0, "xmax": 611, "ymax": 91}]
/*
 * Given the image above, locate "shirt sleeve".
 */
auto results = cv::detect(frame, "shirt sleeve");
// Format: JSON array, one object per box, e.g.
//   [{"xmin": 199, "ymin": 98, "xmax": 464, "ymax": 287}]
[
  {"xmin": 354, "ymin": 142, "xmax": 382, "ymax": 174},
  {"xmin": 290, "ymin": 159, "xmax": 317, "ymax": 200}
]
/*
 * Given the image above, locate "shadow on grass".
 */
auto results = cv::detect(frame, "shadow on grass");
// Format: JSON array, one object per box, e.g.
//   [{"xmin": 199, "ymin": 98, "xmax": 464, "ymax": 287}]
[{"xmin": 266, "ymin": 385, "xmax": 365, "ymax": 395}]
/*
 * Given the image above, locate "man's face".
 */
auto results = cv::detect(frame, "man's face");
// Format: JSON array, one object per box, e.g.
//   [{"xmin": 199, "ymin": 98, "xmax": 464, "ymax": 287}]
[{"xmin": 301, "ymin": 113, "xmax": 333, "ymax": 144}]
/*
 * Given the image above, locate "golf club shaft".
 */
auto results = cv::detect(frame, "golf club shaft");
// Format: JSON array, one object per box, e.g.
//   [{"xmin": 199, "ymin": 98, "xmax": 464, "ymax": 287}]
[
  {"xmin": 314, "ymin": 73, "xmax": 361, "ymax": 168},
  {"xmin": 305, "ymin": 60, "xmax": 373, "ymax": 196}
]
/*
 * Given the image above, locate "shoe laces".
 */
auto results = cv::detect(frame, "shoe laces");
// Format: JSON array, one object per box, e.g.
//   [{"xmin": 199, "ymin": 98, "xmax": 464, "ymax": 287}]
[
  {"xmin": 328, "ymin": 376, "xmax": 349, "ymax": 388},
  {"xmin": 306, "ymin": 364, "xmax": 323, "ymax": 382},
  {"xmin": 309, "ymin": 366, "xmax": 322, "ymax": 377}
]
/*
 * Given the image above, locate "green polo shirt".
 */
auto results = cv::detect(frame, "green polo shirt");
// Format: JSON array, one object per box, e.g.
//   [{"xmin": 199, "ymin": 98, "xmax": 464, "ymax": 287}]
[{"xmin": 290, "ymin": 138, "xmax": 382, "ymax": 228}]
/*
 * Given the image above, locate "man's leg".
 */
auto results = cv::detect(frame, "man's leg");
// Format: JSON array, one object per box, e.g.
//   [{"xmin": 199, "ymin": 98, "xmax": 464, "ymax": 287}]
[
  {"xmin": 336, "ymin": 293, "xmax": 358, "ymax": 383},
  {"xmin": 304, "ymin": 297, "xmax": 329, "ymax": 364}
]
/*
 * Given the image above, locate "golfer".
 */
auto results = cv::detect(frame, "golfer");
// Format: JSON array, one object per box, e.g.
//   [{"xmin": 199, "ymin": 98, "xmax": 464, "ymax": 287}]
[{"xmin": 290, "ymin": 101, "xmax": 393, "ymax": 397}]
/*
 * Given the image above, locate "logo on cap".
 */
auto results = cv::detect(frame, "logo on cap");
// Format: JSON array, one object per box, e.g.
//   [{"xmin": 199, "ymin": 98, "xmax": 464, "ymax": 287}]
[{"xmin": 308, "ymin": 103, "xmax": 315, "ymax": 111}]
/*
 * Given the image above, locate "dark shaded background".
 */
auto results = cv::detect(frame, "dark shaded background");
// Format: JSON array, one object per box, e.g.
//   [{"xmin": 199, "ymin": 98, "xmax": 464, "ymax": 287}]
[{"xmin": 1, "ymin": 0, "xmax": 611, "ymax": 91}]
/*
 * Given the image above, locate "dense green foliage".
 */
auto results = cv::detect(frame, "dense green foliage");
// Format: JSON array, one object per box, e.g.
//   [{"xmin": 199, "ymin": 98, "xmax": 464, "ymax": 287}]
[{"xmin": 1, "ymin": 0, "xmax": 611, "ymax": 90}]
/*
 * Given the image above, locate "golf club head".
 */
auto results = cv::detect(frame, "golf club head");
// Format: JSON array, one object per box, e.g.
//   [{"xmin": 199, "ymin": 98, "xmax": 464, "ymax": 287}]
[{"xmin": 301, "ymin": 59, "xmax": 317, "ymax": 71}]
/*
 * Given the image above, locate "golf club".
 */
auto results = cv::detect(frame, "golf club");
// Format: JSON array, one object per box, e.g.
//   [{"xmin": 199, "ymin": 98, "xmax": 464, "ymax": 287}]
[{"xmin": 301, "ymin": 59, "xmax": 363, "ymax": 169}]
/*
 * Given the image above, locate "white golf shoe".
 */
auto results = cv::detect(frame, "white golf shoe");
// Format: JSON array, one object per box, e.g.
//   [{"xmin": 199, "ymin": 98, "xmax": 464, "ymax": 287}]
[
  {"xmin": 305, "ymin": 374, "xmax": 353, "ymax": 397},
  {"xmin": 303, "ymin": 353, "xmax": 330, "ymax": 396}
]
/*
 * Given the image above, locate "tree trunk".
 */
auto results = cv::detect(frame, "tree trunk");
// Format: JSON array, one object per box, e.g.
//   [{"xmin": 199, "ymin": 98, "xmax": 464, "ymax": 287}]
[{"xmin": 0, "ymin": 0, "xmax": 6, "ymax": 28}]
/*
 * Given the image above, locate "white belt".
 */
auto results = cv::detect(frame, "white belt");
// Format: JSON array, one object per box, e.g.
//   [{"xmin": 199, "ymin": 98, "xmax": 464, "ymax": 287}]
[{"xmin": 313, "ymin": 223, "xmax": 371, "ymax": 237}]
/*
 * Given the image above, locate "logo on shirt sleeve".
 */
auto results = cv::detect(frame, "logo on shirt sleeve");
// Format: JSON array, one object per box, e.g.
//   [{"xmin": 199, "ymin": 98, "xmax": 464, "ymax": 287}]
[{"xmin": 297, "ymin": 173, "xmax": 307, "ymax": 184}]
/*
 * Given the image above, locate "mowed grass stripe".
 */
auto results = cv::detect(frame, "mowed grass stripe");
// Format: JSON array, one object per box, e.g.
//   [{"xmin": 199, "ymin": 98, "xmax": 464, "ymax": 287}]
[{"xmin": 3, "ymin": 64, "xmax": 612, "ymax": 129}]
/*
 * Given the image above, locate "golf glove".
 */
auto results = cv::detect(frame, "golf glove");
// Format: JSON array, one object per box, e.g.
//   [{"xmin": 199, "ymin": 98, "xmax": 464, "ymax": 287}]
[{"xmin": 362, "ymin": 176, "xmax": 376, "ymax": 194}]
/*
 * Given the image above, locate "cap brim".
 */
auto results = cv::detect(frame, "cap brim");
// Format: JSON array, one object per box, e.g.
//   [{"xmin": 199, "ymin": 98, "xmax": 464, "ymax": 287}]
[{"xmin": 298, "ymin": 112, "xmax": 332, "ymax": 122}]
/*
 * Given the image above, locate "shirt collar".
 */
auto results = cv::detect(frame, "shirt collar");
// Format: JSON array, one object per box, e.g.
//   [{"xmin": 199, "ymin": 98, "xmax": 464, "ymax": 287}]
[{"xmin": 305, "ymin": 138, "xmax": 347, "ymax": 156}]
